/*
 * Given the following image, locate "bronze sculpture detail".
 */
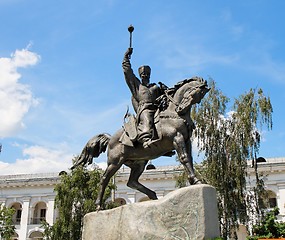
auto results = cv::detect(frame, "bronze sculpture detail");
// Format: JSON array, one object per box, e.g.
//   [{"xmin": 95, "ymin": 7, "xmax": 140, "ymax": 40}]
[
  {"xmin": 123, "ymin": 47, "xmax": 165, "ymax": 148},
  {"xmin": 71, "ymin": 26, "xmax": 210, "ymax": 210}
]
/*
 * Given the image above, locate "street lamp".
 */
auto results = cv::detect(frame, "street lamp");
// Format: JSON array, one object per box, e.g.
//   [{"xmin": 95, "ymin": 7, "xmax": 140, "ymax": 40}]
[
  {"xmin": 256, "ymin": 157, "xmax": 266, "ymax": 163},
  {"xmin": 251, "ymin": 156, "xmax": 266, "ymax": 168},
  {"xmin": 146, "ymin": 161, "xmax": 156, "ymax": 170}
]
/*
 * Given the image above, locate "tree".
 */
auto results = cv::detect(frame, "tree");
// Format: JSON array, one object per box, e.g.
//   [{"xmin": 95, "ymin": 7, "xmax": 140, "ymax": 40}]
[
  {"xmin": 43, "ymin": 164, "xmax": 115, "ymax": 240},
  {"xmin": 247, "ymin": 207, "xmax": 285, "ymax": 239},
  {"xmin": 189, "ymin": 79, "xmax": 273, "ymax": 239},
  {"xmin": 0, "ymin": 205, "xmax": 15, "ymax": 240}
]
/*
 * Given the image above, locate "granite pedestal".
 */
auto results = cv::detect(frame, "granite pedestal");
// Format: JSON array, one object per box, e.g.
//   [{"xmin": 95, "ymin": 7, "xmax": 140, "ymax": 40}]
[{"xmin": 82, "ymin": 184, "xmax": 220, "ymax": 240}]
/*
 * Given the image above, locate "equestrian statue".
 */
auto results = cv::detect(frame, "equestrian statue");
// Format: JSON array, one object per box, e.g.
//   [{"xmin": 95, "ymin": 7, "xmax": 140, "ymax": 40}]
[{"xmin": 71, "ymin": 25, "xmax": 210, "ymax": 210}]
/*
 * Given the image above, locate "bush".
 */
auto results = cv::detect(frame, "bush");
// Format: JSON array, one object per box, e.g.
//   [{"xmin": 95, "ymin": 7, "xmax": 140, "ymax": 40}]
[{"xmin": 247, "ymin": 207, "xmax": 285, "ymax": 239}]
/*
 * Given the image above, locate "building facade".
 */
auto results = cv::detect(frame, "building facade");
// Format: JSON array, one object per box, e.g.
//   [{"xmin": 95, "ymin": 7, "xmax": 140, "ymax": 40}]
[
  {"xmin": 247, "ymin": 157, "xmax": 285, "ymax": 220},
  {"xmin": 0, "ymin": 173, "xmax": 58, "ymax": 240},
  {"xmin": 0, "ymin": 157, "xmax": 284, "ymax": 240}
]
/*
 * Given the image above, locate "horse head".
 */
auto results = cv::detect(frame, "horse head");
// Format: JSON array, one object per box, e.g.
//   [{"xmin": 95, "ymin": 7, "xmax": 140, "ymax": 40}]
[{"xmin": 172, "ymin": 77, "xmax": 210, "ymax": 115}]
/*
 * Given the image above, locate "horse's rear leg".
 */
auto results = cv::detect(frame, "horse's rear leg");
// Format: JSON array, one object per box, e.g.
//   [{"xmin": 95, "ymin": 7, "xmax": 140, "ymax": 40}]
[
  {"xmin": 96, "ymin": 161, "xmax": 122, "ymax": 210},
  {"xmin": 126, "ymin": 161, "xmax": 158, "ymax": 200},
  {"xmin": 173, "ymin": 132, "xmax": 200, "ymax": 185}
]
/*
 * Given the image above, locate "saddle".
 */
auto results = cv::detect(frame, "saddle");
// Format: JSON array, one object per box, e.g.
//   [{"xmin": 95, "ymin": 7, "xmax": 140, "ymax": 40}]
[{"xmin": 119, "ymin": 112, "xmax": 161, "ymax": 147}]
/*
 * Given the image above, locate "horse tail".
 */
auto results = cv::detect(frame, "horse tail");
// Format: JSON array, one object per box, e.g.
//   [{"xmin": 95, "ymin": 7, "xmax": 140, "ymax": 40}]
[{"xmin": 70, "ymin": 133, "xmax": 111, "ymax": 170}]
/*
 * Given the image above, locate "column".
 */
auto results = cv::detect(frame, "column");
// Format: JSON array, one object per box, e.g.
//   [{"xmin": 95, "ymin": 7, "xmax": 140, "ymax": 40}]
[
  {"xmin": 46, "ymin": 197, "xmax": 55, "ymax": 225},
  {"xmin": 277, "ymin": 185, "xmax": 285, "ymax": 219},
  {"xmin": 19, "ymin": 197, "xmax": 30, "ymax": 240}
]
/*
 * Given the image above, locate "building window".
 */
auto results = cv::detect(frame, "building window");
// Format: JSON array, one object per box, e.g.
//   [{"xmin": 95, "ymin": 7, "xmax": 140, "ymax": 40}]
[
  {"xmin": 266, "ymin": 190, "xmax": 277, "ymax": 209},
  {"xmin": 11, "ymin": 202, "xmax": 22, "ymax": 225},
  {"xmin": 269, "ymin": 197, "xmax": 277, "ymax": 208},
  {"xmin": 16, "ymin": 209, "xmax": 22, "ymax": 223},
  {"xmin": 114, "ymin": 198, "xmax": 126, "ymax": 206},
  {"xmin": 32, "ymin": 202, "xmax": 47, "ymax": 224},
  {"xmin": 29, "ymin": 231, "xmax": 44, "ymax": 240},
  {"xmin": 40, "ymin": 208, "xmax": 46, "ymax": 221}
]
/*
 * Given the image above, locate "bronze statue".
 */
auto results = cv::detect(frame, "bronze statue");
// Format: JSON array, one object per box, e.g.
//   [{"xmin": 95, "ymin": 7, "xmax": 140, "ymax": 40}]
[
  {"xmin": 123, "ymin": 47, "xmax": 165, "ymax": 148},
  {"xmin": 71, "ymin": 26, "xmax": 210, "ymax": 210},
  {"xmin": 122, "ymin": 25, "xmax": 169, "ymax": 148}
]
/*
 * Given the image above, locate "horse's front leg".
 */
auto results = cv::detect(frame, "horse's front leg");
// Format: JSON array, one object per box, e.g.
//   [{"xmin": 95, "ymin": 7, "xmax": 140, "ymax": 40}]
[
  {"xmin": 173, "ymin": 132, "xmax": 200, "ymax": 185},
  {"xmin": 96, "ymin": 161, "xmax": 122, "ymax": 210}
]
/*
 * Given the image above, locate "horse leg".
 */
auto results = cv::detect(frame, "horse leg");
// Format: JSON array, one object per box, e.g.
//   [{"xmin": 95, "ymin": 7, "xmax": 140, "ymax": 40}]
[
  {"xmin": 96, "ymin": 161, "xmax": 122, "ymax": 210},
  {"xmin": 173, "ymin": 132, "xmax": 200, "ymax": 185},
  {"xmin": 126, "ymin": 161, "xmax": 158, "ymax": 200}
]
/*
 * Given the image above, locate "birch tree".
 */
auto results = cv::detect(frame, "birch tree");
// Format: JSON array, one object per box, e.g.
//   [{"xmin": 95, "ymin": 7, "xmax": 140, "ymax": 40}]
[{"xmin": 191, "ymin": 80, "xmax": 273, "ymax": 239}]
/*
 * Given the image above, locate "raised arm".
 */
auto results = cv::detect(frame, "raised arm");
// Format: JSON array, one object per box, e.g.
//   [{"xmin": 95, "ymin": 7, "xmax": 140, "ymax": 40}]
[{"xmin": 122, "ymin": 48, "xmax": 141, "ymax": 100}]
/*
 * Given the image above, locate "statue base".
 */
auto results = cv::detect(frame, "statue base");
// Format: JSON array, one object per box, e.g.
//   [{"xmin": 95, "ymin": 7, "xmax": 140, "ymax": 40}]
[{"xmin": 82, "ymin": 184, "xmax": 220, "ymax": 240}]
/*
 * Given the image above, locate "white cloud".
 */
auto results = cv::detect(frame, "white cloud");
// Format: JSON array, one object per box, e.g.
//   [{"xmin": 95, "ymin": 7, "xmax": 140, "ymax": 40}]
[
  {"xmin": 0, "ymin": 145, "xmax": 73, "ymax": 175},
  {"xmin": 11, "ymin": 48, "xmax": 39, "ymax": 67},
  {"xmin": 0, "ymin": 47, "xmax": 40, "ymax": 138}
]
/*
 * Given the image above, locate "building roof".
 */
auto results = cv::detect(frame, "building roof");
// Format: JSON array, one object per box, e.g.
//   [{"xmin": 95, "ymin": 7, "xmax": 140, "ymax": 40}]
[
  {"xmin": 0, "ymin": 172, "xmax": 60, "ymax": 188},
  {"xmin": 1, "ymin": 157, "xmax": 285, "ymax": 188}
]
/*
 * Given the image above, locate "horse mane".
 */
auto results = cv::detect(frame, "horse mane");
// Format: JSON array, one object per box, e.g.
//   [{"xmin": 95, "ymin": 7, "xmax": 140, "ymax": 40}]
[
  {"xmin": 166, "ymin": 76, "xmax": 207, "ymax": 97},
  {"xmin": 173, "ymin": 76, "xmax": 207, "ymax": 91},
  {"xmin": 157, "ymin": 76, "xmax": 207, "ymax": 111}
]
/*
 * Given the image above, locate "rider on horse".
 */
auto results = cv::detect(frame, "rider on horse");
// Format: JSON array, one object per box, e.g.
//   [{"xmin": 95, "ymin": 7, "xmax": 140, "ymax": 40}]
[
  {"xmin": 122, "ymin": 47, "xmax": 168, "ymax": 148},
  {"xmin": 71, "ymin": 26, "xmax": 210, "ymax": 210}
]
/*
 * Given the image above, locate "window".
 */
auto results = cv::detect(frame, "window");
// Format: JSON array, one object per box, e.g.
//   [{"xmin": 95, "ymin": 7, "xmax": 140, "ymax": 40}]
[
  {"xmin": 11, "ymin": 202, "xmax": 22, "ymax": 224},
  {"xmin": 114, "ymin": 198, "xmax": 126, "ymax": 206},
  {"xmin": 32, "ymin": 202, "xmax": 47, "ymax": 224},
  {"xmin": 266, "ymin": 190, "xmax": 277, "ymax": 209},
  {"xmin": 16, "ymin": 209, "xmax": 22, "ymax": 223},
  {"xmin": 29, "ymin": 231, "xmax": 44, "ymax": 239},
  {"xmin": 269, "ymin": 197, "xmax": 277, "ymax": 208},
  {"xmin": 40, "ymin": 209, "xmax": 46, "ymax": 221}
]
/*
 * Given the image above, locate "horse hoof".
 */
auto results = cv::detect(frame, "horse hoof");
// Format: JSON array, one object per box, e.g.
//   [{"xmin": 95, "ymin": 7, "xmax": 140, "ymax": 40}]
[
  {"xmin": 96, "ymin": 205, "xmax": 103, "ymax": 212},
  {"xmin": 189, "ymin": 177, "xmax": 201, "ymax": 185}
]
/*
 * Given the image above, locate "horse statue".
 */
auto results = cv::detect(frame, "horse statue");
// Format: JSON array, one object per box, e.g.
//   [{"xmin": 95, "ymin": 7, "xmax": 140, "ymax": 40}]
[{"xmin": 71, "ymin": 76, "xmax": 210, "ymax": 209}]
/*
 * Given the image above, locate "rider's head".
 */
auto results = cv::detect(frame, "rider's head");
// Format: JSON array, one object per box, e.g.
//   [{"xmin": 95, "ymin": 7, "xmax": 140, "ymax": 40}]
[{"xmin": 138, "ymin": 65, "xmax": 151, "ymax": 85}]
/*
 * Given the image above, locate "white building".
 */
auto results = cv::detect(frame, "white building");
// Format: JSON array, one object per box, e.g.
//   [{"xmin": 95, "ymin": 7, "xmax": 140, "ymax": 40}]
[
  {"xmin": 0, "ymin": 157, "xmax": 284, "ymax": 240},
  {"xmin": 0, "ymin": 173, "xmax": 58, "ymax": 240},
  {"xmin": 247, "ymin": 157, "xmax": 285, "ymax": 220}
]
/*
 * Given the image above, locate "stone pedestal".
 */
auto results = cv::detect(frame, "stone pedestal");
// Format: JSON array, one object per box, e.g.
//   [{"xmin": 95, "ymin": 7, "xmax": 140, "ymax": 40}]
[{"xmin": 82, "ymin": 184, "xmax": 220, "ymax": 240}]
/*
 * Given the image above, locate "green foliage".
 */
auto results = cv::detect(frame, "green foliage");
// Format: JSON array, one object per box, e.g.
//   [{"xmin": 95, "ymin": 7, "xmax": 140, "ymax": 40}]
[
  {"xmin": 43, "ymin": 164, "xmax": 115, "ymax": 240},
  {"xmin": 0, "ymin": 205, "xmax": 16, "ymax": 240},
  {"xmin": 247, "ymin": 207, "xmax": 285, "ymax": 239},
  {"xmin": 174, "ymin": 168, "xmax": 188, "ymax": 188},
  {"xmin": 187, "ymin": 79, "xmax": 273, "ymax": 239}
]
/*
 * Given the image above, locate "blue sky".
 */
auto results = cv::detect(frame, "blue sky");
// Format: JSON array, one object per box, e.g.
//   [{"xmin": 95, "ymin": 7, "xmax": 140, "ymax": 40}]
[{"xmin": 0, "ymin": 0, "xmax": 284, "ymax": 174}]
